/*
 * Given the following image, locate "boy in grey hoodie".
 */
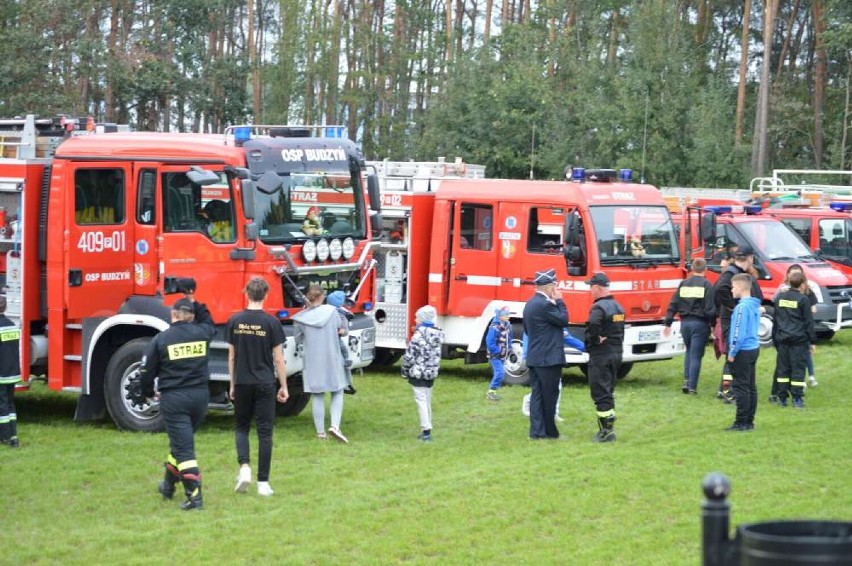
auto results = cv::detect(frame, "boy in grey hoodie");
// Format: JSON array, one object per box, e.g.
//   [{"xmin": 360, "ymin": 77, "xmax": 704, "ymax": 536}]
[{"xmin": 401, "ymin": 305, "xmax": 445, "ymax": 441}]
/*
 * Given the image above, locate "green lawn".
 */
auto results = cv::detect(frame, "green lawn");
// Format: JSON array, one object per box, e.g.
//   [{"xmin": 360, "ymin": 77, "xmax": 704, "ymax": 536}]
[{"xmin": 4, "ymin": 333, "xmax": 851, "ymax": 565}]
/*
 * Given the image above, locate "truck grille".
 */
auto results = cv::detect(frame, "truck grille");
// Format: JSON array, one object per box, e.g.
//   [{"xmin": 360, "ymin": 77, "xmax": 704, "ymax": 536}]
[{"xmin": 826, "ymin": 285, "xmax": 852, "ymax": 304}]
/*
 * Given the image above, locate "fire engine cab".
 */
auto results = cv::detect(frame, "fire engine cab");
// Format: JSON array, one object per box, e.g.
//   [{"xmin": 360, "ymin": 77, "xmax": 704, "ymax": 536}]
[
  {"xmin": 0, "ymin": 115, "xmax": 379, "ymax": 431},
  {"xmin": 370, "ymin": 162, "xmax": 685, "ymax": 384}
]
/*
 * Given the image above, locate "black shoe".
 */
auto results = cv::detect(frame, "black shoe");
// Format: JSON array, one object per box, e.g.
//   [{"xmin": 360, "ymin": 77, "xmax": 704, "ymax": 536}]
[
  {"xmin": 744, "ymin": 423, "xmax": 755, "ymax": 430},
  {"xmin": 688, "ymin": 389, "xmax": 697, "ymax": 395},
  {"xmin": 593, "ymin": 429, "xmax": 616, "ymax": 443},
  {"xmin": 158, "ymin": 480, "xmax": 176, "ymax": 500},
  {"xmin": 8, "ymin": 438, "xmax": 19, "ymax": 448},
  {"xmin": 725, "ymin": 423, "xmax": 749, "ymax": 432},
  {"xmin": 682, "ymin": 381, "xmax": 689, "ymax": 394},
  {"xmin": 344, "ymin": 385, "xmax": 357, "ymax": 395},
  {"xmin": 180, "ymin": 496, "xmax": 203, "ymax": 510},
  {"xmin": 768, "ymin": 395, "xmax": 778, "ymax": 404}
]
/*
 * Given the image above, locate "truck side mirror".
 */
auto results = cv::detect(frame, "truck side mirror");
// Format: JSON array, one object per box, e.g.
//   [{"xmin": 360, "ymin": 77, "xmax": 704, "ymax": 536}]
[
  {"xmin": 565, "ymin": 211, "xmax": 581, "ymax": 246},
  {"xmin": 701, "ymin": 212, "xmax": 717, "ymax": 244},
  {"xmin": 186, "ymin": 166, "xmax": 221, "ymax": 186},
  {"xmin": 367, "ymin": 172, "xmax": 381, "ymax": 212},
  {"xmin": 370, "ymin": 211, "xmax": 383, "ymax": 240},
  {"xmin": 256, "ymin": 170, "xmax": 283, "ymax": 194},
  {"xmin": 240, "ymin": 180, "xmax": 256, "ymax": 219},
  {"xmin": 245, "ymin": 222, "xmax": 259, "ymax": 242}
]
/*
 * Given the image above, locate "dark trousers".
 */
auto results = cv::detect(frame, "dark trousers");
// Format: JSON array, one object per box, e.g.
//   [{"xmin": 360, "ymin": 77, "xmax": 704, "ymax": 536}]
[
  {"xmin": 0, "ymin": 383, "xmax": 17, "ymax": 441},
  {"xmin": 529, "ymin": 365, "xmax": 562, "ymax": 439},
  {"xmin": 681, "ymin": 318, "xmax": 710, "ymax": 390},
  {"xmin": 775, "ymin": 341, "xmax": 808, "ymax": 401},
  {"xmin": 731, "ymin": 348, "xmax": 759, "ymax": 425},
  {"xmin": 161, "ymin": 387, "xmax": 208, "ymax": 465},
  {"xmin": 589, "ymin": 351, "xmax": 621, "ymax": 415},
  {"xmin": 234, "ymin": 382, "xmax": 276, "ymax": 482},
  {"xmin": 719, "ymin": 318, "xmax": 733, "ymax": 391}
]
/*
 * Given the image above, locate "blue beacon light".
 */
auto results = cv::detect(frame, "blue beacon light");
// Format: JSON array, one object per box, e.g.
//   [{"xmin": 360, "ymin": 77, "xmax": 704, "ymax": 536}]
[
  {"xmin": 829, "ymin": 202, "xmax": 852, "ymax": 212},
  {"xmin": 234, "ymin": 127, "xmax": 252, "ymax": 146},
  {"xmin": 572, "ymin": 168, "xmax": 586, "ymax": 182},
  {"xmin": 619, "ymin": 169, "xmax": 633, "ymax": 182}
]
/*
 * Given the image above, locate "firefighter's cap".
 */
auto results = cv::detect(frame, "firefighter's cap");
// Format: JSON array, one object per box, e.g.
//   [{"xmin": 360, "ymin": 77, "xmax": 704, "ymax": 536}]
[
  {"xmin": 585, "ymin": 272, "xmax": 610, "ymax": 287},
  {"xmin": 172, "ymin": 298, "xmax": 195, "ymax": 314},
  {"xmin": 534, "ymin": 269, "xmax": 557, "ymax": 286},
  {"xmin": 733, "ymin": 245, "xmax": 755, "ymax": 258}
]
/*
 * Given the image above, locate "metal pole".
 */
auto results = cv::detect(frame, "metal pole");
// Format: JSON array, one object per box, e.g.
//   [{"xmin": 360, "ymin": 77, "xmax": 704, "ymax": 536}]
[{"xmin": 702, "ymin": 472, "xmax": 732, "ymax": 566}]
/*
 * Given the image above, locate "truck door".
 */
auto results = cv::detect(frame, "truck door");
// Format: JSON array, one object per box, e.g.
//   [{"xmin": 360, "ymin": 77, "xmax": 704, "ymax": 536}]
[
  {"xmin": 65, "ymin": 164, "xmax": 136, "ymax": 319},
  {"xmin": 515, "ymin": 204, "xmax": 573, "ymax": 302},
  {"xmin": 446, "ymin": 201, "xmax": 498, "ymax": 317},
  {"xmin": 132, "ymin": 168, "xmax": 158, "ymax": 295},
  {"xmin": 158, "ymin": 166, "xmax": 244, "ymax": 317},
  {"xmin": 494, "ymin": 202, "xmax": 528, "ymax": 303}
]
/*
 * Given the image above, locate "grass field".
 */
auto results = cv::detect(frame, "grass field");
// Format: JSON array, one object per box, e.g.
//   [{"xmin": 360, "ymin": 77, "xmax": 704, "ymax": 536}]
[{"xmin": 3, "ymin": 332, "xmax": 852, "ymax": 565}]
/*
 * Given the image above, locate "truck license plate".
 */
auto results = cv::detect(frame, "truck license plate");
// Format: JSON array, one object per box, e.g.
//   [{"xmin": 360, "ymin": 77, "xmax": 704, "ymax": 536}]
[{"xmin": 638, "ymin": 329, "xmax": 660, "ymax": 342}]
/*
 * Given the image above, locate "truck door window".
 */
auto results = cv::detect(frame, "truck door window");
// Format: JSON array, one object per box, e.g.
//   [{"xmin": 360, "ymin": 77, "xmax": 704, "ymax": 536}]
[
  {"xmin": 75, "ymin": 169, "xmax": 126, "ymax": 224},
  {"xmin": 590, "ymin": 205, "xmax": 678, "ymax": 264},
  {"xmin": 527, "ymin": 207, "xmax": 564, "ymax": 254},
  {"xmin": 137, "ymin": 169, "xmax": 156, "ymax": 225},
  {"xmin": 819, "ymin": 218, "xmax": 852, "ymax": 264},
  {"xmin": 459, "ymin": 203, "xmax": 492, "ymax": 251},
  {"xmin": 162, "ymin": 171, "xmax": 235, "ymax": 242},
  {"xmin": 708, "ymin": 225, "xmax": 746, "ymax": 267}
]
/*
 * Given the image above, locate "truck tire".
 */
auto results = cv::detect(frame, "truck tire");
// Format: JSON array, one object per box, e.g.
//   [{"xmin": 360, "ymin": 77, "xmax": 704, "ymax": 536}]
[
  {"xmin": 104, "ymin": 338, "xmax": 164, "ymax": 432},
  {"xmin": 276, "ymin": 392, "xmax": 311, "ymax": 417},
  {"xmin": 758, "ymin": 305, "xmax": 775, "ymax": 347},
  {"xmin": 503, "ymin": 339, "xmax": 530, "ymax": 385},
  {"xmin": 371, "ymin": 347, "xmax": 403, "ymax": 367}
]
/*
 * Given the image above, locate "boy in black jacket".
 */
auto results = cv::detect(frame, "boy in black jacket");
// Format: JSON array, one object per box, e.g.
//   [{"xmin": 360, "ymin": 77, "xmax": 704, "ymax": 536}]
[{"xmin": 773, "ymin": 271, "xmax": 816, "ymax": 408}]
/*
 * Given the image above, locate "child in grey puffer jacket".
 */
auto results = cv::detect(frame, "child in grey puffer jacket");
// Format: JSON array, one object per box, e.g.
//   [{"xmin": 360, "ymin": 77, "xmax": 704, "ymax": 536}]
[{"xmin": 401, "ymin": 305, "xmax": 445, "ymax": 441}]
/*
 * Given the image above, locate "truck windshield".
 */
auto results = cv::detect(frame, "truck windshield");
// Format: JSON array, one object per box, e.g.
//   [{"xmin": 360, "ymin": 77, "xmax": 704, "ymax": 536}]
[
  {"xmin": 591, "ymin": 205, "xmax": 679, "ymax": 265},
  {"xmin": 738, "ymin": 220, "xmax": 813, "ymax": 261},
  {"xmin": 255, "ymin": 172, "xmax": 365, "ymax": 243}
]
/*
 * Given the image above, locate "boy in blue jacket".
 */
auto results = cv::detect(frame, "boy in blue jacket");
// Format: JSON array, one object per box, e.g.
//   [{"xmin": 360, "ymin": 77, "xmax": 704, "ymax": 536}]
[
  {"xmin": 486, "ymin": 306, "xmax": 513, "ymax": 401},
  {"xmin": 726, "ymin": 273, "xmax": 761, "ymax": 432}
]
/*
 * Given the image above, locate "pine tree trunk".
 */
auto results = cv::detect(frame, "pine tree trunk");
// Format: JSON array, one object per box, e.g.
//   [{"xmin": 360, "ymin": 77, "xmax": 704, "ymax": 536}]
[{"xmin": 735, "ymin": 0, "xmax": 751, "ymax": 146}]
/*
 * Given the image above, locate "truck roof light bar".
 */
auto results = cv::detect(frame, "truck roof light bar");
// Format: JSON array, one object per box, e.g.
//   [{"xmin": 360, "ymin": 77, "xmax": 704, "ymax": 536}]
[
  {"xmin": 224, "ymin": 124, "xmax": 347, "ymax": 145},
  {"xmin": 829, "ymin": 202, "xmax": 852, "ymax": 212}
]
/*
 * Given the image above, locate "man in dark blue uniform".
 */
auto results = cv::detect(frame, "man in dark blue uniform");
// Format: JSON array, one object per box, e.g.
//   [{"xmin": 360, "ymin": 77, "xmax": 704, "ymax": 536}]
[
  {"xmin": 522, "ymin": 269, "xmax": 568, "ymax": 439},
  {"xmin": 584, "ymin": 272, "xmax": 625, "ymax": 443},
  {"xmin": 140, "ymin": 298, "xmax": 215, "ymax": 510}
]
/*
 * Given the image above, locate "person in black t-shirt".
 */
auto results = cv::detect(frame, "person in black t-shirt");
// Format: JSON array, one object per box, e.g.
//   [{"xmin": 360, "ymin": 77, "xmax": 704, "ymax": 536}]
[{"xmin": 227, "ymin": 277, "xmax": 288, "ymax": 497}]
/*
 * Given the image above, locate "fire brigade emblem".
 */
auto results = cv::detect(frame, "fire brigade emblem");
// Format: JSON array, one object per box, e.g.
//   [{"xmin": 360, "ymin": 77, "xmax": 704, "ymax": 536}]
[
  {"xmin": 505, "ymin": 216, "xmax": 517, "ymax": 229},
  {"xmin": 501, "ymin": 239, "xmax": 516, "ymax": 259},
  {"xmin": 136, "ymin": 239, "xmax": 149, "ymax": 255},
  {"xmin": 134, "ymin": 263, "xmax": 151, "ymax": 285}
]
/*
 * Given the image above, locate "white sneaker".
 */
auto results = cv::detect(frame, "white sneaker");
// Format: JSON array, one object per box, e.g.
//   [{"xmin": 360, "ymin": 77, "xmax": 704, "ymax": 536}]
[
  {"xmin": 555, "ymin": 414, "xmax": 565, "ymax": 423},
  {"xmin": 234, "ymin": 466, "xmax": 251, "ymax": 493},
  {"xmin": 808, "ymin": 376, "xmax": 818, "ymax": 387},
  {"xmin": 257, "ymin": 481, "xmax": 274, "ymax": 496},
  {"xmin": 328, "ymin": 426, "xmax": 349, "ymax": 444}
]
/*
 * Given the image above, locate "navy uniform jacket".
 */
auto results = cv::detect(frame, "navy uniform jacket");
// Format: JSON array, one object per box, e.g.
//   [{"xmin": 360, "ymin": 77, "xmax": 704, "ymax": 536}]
[
  {"xmin": 522, "ymin": 291, "xmax": 569, "ymax": 367},
  {"xmin": 773, "ymin": 289, "xmax": 816, "ymax": 345},
  {"xmin": 585, "ymin": 296, "xmax": 625, "ymax": 355},
  {"xmin": 664, "ymin": 275, "xmax": 716, "ymax": 326},
  {"xmin": 140, "ymin": 320, "xmax": 216, "ymax": 396}
]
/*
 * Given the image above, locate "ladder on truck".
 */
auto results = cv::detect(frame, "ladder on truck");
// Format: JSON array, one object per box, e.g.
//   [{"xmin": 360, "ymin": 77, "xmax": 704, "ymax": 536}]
[
  {"xmin": 368, "ymin": 157, "xmax": 486, "ymax": 192},
  {"xmin": 750, "ymin": 170, "xmax": 852, "ymax": 203}
]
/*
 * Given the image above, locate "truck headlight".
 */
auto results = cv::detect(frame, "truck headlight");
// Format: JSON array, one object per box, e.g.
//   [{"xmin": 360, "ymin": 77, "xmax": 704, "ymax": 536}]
[{"xmin": 302, "ymin": 240, "xmax": 317, "ymax": 263}]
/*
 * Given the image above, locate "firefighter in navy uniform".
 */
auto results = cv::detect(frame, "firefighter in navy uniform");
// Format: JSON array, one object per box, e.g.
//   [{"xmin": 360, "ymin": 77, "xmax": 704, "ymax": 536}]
[
  {"xmin": 773, "ymin": 271, "xmax": 816, "ymax": 408},
  {"xmin": 140, "ymin": 298, "xmax": 215, "ymax": 510},
  {"xmin": 663, "ymin": 258, "xmax": 716, "ymax": 394},
  {"xmin": 584, "ymin": 272, "xmax": 625, "ymax": 443}
]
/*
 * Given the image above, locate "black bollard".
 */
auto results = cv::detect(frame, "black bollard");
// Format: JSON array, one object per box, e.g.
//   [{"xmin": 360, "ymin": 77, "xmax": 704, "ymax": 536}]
[{"xmin": 702, "ymin": 472, "xmax": 733, "ymax": 566}]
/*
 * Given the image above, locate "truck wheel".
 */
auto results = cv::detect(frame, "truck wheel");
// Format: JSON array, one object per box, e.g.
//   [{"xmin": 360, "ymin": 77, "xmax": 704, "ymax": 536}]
[
  {"xmin": 758, "ymin": 305, "xmax": 775, "ymax": 347},
  {"xmin": 371, "ymin": 347, "xmax": 403, "ymax": 367},
  {"xmin": 104, "ymin": 338, "xmax": 164, "ymax": 432},
  {"xmin": 276, "ymin": 392, "xmax": 311, "ymax": 417},
  {"xmin": 503, "ymin": 339, "xmax": 530, "ymax": 385},
  {"xmin": 617, "ymin": 362, "xmax": 634, "ymax": 379}
]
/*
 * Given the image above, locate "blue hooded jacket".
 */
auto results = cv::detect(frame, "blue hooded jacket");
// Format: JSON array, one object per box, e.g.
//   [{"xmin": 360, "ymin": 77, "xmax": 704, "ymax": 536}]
[{"xmin": 728, "ymin": 296, "xmax": 761, "ymax": 357}]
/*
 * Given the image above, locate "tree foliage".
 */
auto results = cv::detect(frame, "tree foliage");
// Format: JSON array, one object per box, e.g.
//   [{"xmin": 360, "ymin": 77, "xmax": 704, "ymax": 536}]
[{"xmin": 1, "ymin": 0, "xmax": 850, "ymax": 187}]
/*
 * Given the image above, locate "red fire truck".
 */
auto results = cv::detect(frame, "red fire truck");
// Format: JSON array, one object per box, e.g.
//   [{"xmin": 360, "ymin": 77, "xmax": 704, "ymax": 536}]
[
  {"xmin": 677, "ymin": 201, "xmax": 852, "ymax": 343},
  {"xmin": 369, "ymin": 162, "xmax": 685, "ymax": 384},
  {"xmin": 0, "ymin": 115, "xmax": 379, "ymax": 431}
]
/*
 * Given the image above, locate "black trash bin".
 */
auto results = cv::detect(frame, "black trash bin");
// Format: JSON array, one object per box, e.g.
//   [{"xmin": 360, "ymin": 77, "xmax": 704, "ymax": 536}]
[{"xmin": 737, "ymin": 520, "xmax": 852, "ymax": 565}]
